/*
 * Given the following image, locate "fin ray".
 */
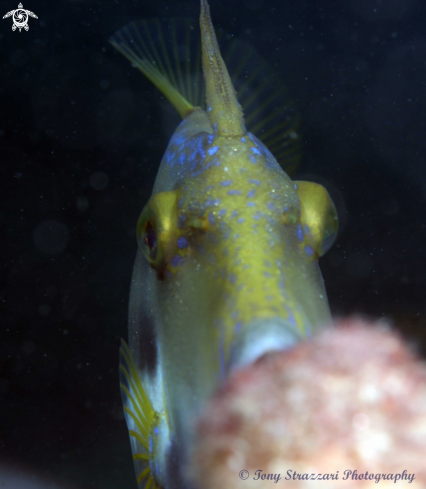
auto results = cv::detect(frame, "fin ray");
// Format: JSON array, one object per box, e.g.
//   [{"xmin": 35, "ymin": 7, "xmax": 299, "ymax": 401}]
[
  {"xmin": 110, "ymin": 18, "xmax": 301, "ymax": 173},
  {"xmin": 119, "ymin": 339, "xmax": 161, "ymax": 489},
  {"xmin": 221, "ymin": 38, "xmax": 301, "ymax": 174},
  {"xmin": 110, "ymin": 21, "xmax": 195, "ymax": 118}
]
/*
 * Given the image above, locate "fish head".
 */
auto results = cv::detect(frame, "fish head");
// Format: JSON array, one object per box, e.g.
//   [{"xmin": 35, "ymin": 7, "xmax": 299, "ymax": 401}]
[{"xmin": 133, "ymin": 110, "xmax": 338, "ymax": 460}]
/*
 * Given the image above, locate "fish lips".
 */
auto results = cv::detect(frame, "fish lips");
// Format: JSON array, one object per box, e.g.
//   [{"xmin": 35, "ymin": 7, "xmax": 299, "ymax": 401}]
[{"xmin": 228, "ymin": 317, "xmax": 304, "ymax": 372}]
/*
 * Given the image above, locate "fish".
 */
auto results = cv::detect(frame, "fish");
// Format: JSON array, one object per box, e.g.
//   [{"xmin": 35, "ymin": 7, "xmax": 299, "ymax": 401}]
[{"xmin": 110, "ymin": 1, "xmax": 338, "ymax": 488}]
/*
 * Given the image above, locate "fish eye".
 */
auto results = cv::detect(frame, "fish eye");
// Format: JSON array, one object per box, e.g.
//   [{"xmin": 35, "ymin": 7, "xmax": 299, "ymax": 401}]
[
  {"xmin": 144, "ymin": 221, "xmax": 157, "ymax": 258},
  {"xmin": 136, "ymin": 191, "xmax": 179, "ymax": 273},
  {"xmin": 295, "ymin": 181, "xmax": 339, "ymax": 257}
]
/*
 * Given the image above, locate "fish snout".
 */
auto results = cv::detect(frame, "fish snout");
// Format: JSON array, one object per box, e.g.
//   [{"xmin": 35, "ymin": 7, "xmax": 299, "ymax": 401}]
[{"xmin": 228, "ymin": 317, "xmax": 303, "ymax": 372}]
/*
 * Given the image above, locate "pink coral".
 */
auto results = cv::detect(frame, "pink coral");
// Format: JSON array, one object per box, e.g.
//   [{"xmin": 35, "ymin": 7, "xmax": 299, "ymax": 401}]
[{"xmin": 189, "ymin": 319, "xmax": 426, "ymax": 488}]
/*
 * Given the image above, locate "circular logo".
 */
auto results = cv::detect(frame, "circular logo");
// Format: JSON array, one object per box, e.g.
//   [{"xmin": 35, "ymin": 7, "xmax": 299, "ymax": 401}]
[
  {"xmin": 239, "ymin": 470, "xmax": 249, "ymax": 480},
  {"xmin": 13, "ymin": 8, "xmax": 28, "ymax": 28}
]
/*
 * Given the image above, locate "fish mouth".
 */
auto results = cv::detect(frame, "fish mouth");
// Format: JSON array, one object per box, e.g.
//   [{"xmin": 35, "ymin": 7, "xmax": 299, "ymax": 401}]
[{"xmin": 228, "ymin": 317, "xmax": 303, "ymax": 372}]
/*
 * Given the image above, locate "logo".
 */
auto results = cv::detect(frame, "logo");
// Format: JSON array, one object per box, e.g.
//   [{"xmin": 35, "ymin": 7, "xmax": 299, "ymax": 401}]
[{"xmin": 3, "ymin": 3, "xmax": 38, "ymax": 32}]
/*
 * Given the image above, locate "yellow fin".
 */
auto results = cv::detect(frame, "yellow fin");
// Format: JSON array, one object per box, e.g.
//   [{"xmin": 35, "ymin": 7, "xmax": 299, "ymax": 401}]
[
  {"xmin": 110, "ymin": 16, "xmax": 301, "ymax": 173},
  {"xmin": 119, "ymin": 339, "xmax": 162, "ymax": 489},
  {"xmin": 110, "ymin": 20, "xmax": 196, "ymax": 118}
]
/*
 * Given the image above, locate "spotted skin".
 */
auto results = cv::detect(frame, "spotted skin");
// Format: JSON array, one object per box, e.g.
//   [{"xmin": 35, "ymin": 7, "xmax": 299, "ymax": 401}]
[{"xmin": 137, "ymin": 108, "xmax": 332, "ymax": 482}]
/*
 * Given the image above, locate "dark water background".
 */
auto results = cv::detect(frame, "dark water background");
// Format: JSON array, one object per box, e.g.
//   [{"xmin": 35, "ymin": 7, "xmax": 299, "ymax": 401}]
[{"xmin": 2, "ymin": 0, "xmax": 426, "ymax": 487}]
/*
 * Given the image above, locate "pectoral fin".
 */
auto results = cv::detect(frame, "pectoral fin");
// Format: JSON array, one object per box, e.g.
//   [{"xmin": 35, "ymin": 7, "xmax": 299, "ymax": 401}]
[
  {"xmin": 119, "ymin": 340, "xmax": 169, "ymax": 489},
  {"xmin": 110, "ymin": 20, "xmax": 196, "ymax": 118}
]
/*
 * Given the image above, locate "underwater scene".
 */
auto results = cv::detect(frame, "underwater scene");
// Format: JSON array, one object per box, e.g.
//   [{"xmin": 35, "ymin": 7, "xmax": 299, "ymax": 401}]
[{"xmin": 2, "ymin": 0, "xmax": 426, "ymax": 487}]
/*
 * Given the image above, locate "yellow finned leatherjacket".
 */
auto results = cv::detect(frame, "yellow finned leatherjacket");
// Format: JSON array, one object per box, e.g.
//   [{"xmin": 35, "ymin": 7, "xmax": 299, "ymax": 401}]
[{"xmin": 110, "ymin": 1, "xmax": 338, "ymax": 488}]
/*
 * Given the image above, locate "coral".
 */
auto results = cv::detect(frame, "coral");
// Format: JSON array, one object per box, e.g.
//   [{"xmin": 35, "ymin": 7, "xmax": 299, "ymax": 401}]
[{"xmin": 189, "ymin": 319, "xmax": 426, "ymax": 488}]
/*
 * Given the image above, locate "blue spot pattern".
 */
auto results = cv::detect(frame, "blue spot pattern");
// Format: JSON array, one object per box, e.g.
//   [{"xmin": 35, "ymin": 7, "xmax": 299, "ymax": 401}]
[
  {"xmin": 305, "ymin": 245, "xmax": 314, "ymax": 257},
  {"xmin": 177, "ymin": 236, "xmax": 188, "ymax": 249},
  {"xmin": 205, "ymin": 198, "xmax": 220, "ymax": 207},
  {"xmin": 248, "ymin": 132, "xmax": 281, "ymax": 171},
  {"xmin": 171, "ymin": 255, "xmax": 184, "ymax": 267},
  {"xmin": 160, "ymin": 118, "xmax": 229, "ymax": 183}
]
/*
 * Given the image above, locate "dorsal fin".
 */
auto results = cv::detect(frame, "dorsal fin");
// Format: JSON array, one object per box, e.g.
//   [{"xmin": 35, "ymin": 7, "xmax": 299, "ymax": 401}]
[
  {"xmin": 200, "ymin": 0, "xmax": 245, "ymax": 136},
  {"xmin": 110, "ymin": 15, "xmax": 301, "ymax": 174}
]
